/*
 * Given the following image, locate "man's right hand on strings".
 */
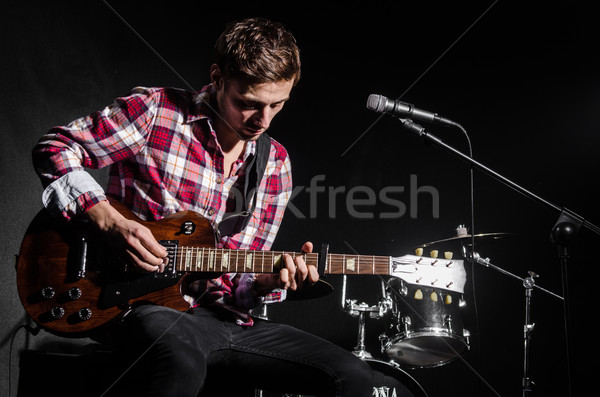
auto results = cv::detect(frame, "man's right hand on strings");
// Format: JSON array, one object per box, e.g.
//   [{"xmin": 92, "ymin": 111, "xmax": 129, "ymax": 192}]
[{"xmin": 85, "ymin": 200, "xmax": 168, "ymax": 273}]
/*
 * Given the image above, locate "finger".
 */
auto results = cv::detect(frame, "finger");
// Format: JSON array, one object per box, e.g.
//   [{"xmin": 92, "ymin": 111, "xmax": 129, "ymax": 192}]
[
  {"xmin": 279, "ymin": 268, "xmax": 290, "ymax": 289},
  {"xmin": 308, "ymin": 264, "xmax": 320, "ymax": 284},
  {"xmin": 157, "ymin": 257, "xmax": 168, "ymax": 273},
  {"xmin": 294, "ymin": 255, "xmax": 309, "ymax": 289},
  {"xmin": 130, "ymin": 239, "xmax": 165, "ymax": 268},
  {"xmin": 284, "ymin": 254, "xmax": 297, "ymax": 290},
  {"xmin": 125, "ymin": 249, "xmax": 160, "ymax": 273},
  {"xmin": 137, "ymin": 226, "xmax": 168, "ymax": 259},
  {"xmin": 301, "ymin": 241, "xmax": 313, "ymax": 254}
]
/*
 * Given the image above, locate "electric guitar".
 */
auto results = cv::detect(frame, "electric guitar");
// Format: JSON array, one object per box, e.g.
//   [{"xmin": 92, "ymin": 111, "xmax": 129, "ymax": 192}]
[{"xmin": 16, "ymin": 198, "xmax": 466, "ymax": 337}]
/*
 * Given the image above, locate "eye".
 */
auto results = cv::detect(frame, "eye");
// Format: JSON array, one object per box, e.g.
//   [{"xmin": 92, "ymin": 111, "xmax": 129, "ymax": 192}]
[{"xmin": 236, "ymin": 99, "xmax": 257, "ymax": 110}]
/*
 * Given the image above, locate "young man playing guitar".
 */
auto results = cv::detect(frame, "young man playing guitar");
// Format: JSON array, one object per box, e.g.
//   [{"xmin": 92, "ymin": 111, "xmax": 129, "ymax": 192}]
[{"xmin": 31, "ymin": 17, "xmax": 376, "ymax": 396}]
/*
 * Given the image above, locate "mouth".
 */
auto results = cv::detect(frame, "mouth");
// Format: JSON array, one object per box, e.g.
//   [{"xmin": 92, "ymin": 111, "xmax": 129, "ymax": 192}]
[{"xmin": 244, "ymin": 126, "xmax": 264, "ymax": 136}]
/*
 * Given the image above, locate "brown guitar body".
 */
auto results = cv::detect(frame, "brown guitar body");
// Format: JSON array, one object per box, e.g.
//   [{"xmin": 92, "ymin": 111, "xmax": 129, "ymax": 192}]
[{"xmin": 16, "ymin": 199, "xmax": 217, "ymax": 337}]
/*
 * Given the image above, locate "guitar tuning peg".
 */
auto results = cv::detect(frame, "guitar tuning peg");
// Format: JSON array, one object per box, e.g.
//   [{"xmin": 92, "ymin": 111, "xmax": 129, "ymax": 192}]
[
  {"xmin": 444, "ymin": 251, "xmax": 453, "ymax": 260},
  {"xmin": 415, "ymin": 248, "xmax": 423, "ymax": 256},
  {"xmin": 430, "ymin": 250, "xmax": 439, "ymax": 258}
]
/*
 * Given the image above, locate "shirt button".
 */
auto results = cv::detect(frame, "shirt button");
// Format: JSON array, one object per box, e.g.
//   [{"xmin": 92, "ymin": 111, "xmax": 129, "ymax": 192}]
[
  {"xmin": 215, "ymin": 177, "xmax": 223, "ymax": 184},
  {"xmin": 207, "ymin": 208, "xmax": 215, "ymax": 216}
]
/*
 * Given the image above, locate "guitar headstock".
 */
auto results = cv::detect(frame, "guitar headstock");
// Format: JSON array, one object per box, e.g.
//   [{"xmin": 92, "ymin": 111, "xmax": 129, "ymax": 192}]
[{"xmin": 389, "ymin": 253, "xmax": 467, "ymax": 293}]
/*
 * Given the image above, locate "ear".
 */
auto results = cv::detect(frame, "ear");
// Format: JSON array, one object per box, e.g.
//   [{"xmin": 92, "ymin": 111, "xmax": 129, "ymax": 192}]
[{"xmin": 210, "ymin": 64, "xmax": 223, "ymax": 89}]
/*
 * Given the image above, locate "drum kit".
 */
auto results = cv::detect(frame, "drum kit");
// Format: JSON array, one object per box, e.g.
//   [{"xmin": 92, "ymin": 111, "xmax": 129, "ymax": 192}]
[
  {"xmin": 341, "ymin": 225, "xmax": 510, "ymax": 397},
  {"xmin": 256, "ymin": 225, "xmax": 561, "ymax": 397}
]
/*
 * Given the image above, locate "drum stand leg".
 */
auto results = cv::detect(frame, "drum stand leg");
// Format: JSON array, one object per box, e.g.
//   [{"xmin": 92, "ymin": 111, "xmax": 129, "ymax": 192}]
[
  {"xmin": 522, "ymin": 272, "xmax": 537, "ymax": 396},
  {"xmin": 352, "ymin": 310, "xmax": 373, "ymax": 359}
]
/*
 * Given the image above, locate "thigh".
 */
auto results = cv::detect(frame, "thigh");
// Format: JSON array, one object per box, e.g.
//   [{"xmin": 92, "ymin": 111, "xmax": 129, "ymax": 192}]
[
  {"xmin": 103, "ymin": 305, "xmax": 231, "ymax": 397},
  {"xmin": 115, "ymin": 305, "xmax": 230, "ymax": 354},
  {"xmin": 227, "ymin": 319, "xmax": 374, "ymax": 397}
]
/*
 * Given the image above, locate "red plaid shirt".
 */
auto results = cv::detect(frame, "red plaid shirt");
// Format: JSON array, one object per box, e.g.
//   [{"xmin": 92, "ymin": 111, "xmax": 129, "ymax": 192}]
[{"xmin": 33, "ymin": 85, "xmax": 293, "ymax": 325}]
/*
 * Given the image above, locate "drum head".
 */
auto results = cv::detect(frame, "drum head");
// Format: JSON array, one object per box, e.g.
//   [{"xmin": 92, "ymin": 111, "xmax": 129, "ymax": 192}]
[
  {"xmin": 366, "ymin": 359, "xmax": 428, "ymax": 397},
  {"xmin": 384, "ymin": 332, "xmax": 467, "ymax": 368}
]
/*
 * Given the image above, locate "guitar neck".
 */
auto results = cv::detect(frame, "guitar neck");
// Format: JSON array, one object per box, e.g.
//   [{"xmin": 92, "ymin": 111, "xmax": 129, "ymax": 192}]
[{"xmin": 171, "ymin": 246, "xmax": 392, "ymax": 276}]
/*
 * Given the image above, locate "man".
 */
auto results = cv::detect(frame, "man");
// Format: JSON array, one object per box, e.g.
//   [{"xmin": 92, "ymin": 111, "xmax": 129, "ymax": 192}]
[{"xmin": 32, "ymin": 17, "xmax": 375, "ymax": 396}]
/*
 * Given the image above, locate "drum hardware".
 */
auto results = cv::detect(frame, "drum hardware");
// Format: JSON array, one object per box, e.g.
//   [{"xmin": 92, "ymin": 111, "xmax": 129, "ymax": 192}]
[
  {"xmin": 470, "ymin": 250, "xmax": 563, "ymax": 396},
  {"xmin": 345, "ymin": 293, "xmax": 391, "ymax": 359}
]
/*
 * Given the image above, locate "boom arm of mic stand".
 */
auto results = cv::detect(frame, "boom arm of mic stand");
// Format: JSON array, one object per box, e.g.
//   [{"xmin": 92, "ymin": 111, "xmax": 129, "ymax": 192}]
[{"xmin": 397, "ymin": 118, "xmax": 599, "ymax": 236}]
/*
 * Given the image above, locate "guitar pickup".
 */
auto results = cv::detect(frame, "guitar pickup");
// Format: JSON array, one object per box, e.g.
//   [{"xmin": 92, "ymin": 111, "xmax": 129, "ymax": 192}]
[{"xmin": 155, "ymin": 240, "xmax": 179, "ymax": 278}]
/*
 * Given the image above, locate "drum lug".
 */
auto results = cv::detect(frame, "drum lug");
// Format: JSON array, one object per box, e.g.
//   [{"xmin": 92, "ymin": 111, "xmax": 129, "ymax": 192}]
[
  {"xmin": 444, "ymin": 314, "xmax": 453, "ymax": 332},
  {"xmin": 402, "ymin": 315, "xmax": 412, "ymax": 335},
  {"xmin": 463, "ymin": 329, "xmax": 471, "ymax": 348},
  {"xmin": 379, "ymin": 333, "xmax": 392, "ymax": 354}
]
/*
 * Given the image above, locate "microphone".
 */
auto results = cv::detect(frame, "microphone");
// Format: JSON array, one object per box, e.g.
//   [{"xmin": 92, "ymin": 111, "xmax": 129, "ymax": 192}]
[{"xmin": 366, "ymin": 94, "xmax": 459, "ymax": 127}]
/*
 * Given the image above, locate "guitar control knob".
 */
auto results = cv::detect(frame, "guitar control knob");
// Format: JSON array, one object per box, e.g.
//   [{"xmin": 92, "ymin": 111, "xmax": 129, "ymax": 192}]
[
  {"xmin": 50, "ymin": 306, "xmax": 65, "ymax": 319},
  {"xmin": 67, "ymin": 287, "xmax": 82, "ymax": 300},
  {"xmin": 41, "ymin": 286, "xmax": 55, "ymax": 300},
  {"xmin": 77, "ymin": 308, "xmax": 92, "ymax": 321}
]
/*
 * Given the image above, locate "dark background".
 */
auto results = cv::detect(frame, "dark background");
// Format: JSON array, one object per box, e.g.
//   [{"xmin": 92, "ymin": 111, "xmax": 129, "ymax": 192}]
[{"xmin": 2, "ymin": 1, "xmax": 598, "ymax": 396}]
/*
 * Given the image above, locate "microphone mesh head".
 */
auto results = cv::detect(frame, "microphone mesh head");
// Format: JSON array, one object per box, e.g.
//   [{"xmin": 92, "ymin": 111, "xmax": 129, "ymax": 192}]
[{"xmin": 366, "ymin": 94, "xmax": 384, "ymax": 112}]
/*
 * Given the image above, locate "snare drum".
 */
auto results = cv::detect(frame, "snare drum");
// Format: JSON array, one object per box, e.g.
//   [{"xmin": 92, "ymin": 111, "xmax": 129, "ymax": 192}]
[
  {"xmin": 380, "ymin": 278, "xmax": 469, "ymax": 368},
  {"xmin": 366, "ymin": 358, "xmax": 428, "ymax": 397}
]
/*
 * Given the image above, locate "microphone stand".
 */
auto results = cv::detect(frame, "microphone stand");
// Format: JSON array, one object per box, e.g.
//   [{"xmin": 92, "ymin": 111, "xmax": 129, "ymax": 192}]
[{"xmin": 397, "ymin": 118, "xmax": 598, "ymax": 396}]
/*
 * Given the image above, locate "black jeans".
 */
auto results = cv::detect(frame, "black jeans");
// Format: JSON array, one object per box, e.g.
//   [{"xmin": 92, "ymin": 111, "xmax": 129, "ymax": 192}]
[{"xmin": 100, "ymin": 304, "xmax": 375, "ymax": 397}]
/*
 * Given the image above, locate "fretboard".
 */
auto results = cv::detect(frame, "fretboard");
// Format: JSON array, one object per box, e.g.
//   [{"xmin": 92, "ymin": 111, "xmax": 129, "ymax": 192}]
[{"xmin": 170, "ymin": 247, "xmax": 392, "ymax": 275}]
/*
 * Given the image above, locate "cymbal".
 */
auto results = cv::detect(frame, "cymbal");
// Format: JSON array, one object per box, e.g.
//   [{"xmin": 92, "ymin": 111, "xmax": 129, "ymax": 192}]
[{"xmin": 416, "ymin": 232, "xmax": 510, "ymax": 248}]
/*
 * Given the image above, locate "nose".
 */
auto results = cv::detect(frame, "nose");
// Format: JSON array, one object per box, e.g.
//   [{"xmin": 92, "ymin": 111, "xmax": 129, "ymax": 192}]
[{"xmin": 253, "ymin": 106, "xmax": 273, "ymax": 129}]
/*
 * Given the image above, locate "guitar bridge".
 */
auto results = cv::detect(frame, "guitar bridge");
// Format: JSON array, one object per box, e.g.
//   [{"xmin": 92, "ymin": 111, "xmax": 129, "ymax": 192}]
[{"xmin": 156, "ymin": 240, "xmax": 179, "ymax": 278}]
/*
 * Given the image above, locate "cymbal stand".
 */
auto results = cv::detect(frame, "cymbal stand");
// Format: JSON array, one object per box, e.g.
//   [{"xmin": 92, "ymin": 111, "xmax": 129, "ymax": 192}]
[{"xmin": 469, "ymin": 250, "xmax": 563, "ymax": 396}]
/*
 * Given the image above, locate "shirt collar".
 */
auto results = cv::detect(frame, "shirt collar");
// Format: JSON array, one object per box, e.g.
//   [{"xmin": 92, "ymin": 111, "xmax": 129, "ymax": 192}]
[{"xmin": 186, "ymin": 84, "xmax": 215, "ymax": 124}]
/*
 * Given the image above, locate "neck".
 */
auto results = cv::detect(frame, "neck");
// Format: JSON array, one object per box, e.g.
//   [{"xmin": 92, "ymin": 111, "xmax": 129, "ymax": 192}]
[{"xmin": 213, "ymin": 120, "xmax": 245, "ymax": 155}]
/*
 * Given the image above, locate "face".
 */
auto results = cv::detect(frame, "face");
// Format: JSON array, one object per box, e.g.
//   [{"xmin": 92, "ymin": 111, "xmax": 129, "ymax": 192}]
[{"xmin": 211, "ymin": 65, "xmax": 294, "ymax": 143}]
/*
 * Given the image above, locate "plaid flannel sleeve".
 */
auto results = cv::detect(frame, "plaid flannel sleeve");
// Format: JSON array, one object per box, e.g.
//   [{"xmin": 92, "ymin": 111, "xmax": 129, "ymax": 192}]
[{"xmin": 32, "ymin": 87, "xmax": 157, "ymax": 219}]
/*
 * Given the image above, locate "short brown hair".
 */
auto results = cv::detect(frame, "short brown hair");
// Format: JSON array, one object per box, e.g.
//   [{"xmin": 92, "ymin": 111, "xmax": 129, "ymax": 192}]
[{"xmin": 214, "ymin": 17, "xmax": 301, "ymax": 86}]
